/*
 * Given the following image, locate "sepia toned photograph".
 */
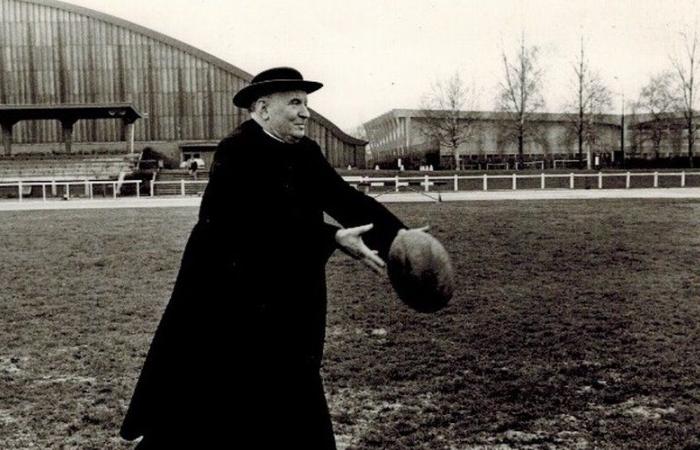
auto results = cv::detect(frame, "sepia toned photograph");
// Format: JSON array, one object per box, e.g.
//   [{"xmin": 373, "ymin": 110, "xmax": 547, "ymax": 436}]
[{"xmin": 1, "ymin": 0, "xmax": 699, "ymax": 448}]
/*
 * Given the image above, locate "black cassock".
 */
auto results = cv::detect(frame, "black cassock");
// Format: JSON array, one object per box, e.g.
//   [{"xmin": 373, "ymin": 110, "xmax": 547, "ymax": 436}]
[{"xmin": 120, "ymin": 120, "xmax": 406, "ymax": 449}]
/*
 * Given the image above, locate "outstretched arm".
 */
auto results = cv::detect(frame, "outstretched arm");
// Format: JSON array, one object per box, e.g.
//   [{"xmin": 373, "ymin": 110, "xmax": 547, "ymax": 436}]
[{"xmin": 308, "ymin": 143, "xmax": 407, "ymax": 261}]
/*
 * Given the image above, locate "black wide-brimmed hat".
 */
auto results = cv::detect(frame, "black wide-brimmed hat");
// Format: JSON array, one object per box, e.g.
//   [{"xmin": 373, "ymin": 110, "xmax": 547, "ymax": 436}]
[{"xmin": 233, "ymin": 67, "xmax": 323, "ymax": 108}]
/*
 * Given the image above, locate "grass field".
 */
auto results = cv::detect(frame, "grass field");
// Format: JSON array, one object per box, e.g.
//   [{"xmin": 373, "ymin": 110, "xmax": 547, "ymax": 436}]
[{"xmin": 1, "ymin": 200, "xmax": 699, "ymax": 449}]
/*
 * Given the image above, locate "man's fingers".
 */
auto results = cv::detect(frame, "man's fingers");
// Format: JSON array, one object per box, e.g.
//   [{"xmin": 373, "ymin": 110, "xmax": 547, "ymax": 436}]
[
  {"xmin": 350, "ymin": 223, "xmax": 374, "ymax": 235},
  {"xmin": 365, "ymin": 251, "xmax": 385, "ymax": 268},
  {"xmin": 357, "ymin": 242, "xmax": 385, "ymax": 267},
  {"xmin": 363, "ymin": 257, "xmax": 384, "ymax": 275},
  {"xmin": 336, "ymin": 225, "xmax": 384, "ymax": 271}
]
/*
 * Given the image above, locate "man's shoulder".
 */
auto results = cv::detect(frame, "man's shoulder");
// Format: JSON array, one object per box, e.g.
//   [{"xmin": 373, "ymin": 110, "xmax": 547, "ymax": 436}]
[
  {"xmin": 219, "ymin": 122, "xmax": 256, "ymax": 147},
  {"xmin": 298, "ymin": 136, "xmax": 323, "ymax": 156},
  {"xmin": 212, "ymin": 122, "xmax": 261, "ymax": 165}
]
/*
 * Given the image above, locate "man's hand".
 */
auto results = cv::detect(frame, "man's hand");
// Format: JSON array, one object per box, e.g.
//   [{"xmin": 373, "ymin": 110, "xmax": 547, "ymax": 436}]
[{"xmin": 335, "ymin": 224, "xmax": 386, "ymax": 274}]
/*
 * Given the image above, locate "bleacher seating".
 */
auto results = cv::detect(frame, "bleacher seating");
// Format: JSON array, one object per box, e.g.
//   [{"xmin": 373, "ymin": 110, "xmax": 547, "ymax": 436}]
[{"xmin": 0, "ymin": 153, "xmax": 137, "ymax": 182}]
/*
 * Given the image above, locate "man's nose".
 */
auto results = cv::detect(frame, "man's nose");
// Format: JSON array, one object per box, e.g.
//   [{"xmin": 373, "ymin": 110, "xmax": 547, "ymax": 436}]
[{"xmin": 298, "ymin": 104, "xmax": 310, "ymax": 118}]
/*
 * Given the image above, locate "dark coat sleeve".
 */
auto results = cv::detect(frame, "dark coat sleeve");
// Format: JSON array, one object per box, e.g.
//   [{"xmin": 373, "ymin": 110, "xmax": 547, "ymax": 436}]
[
  {"xmin": 306, "ymin": 141, "xmax": 407, "ymax": 260},
  {"xmin": 320, "ymin": 222, "xmax": 340, "ymax": 260}
]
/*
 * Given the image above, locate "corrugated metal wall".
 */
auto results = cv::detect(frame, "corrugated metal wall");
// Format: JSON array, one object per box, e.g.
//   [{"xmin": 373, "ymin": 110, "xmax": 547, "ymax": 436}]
[{"xmin": 0, "ymin": 0, "xmax": 365, "ymax": 167}]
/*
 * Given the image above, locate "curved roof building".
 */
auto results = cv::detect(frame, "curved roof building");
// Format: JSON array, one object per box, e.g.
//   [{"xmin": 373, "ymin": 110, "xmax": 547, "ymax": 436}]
[{"xmin": 0, "ymin": 0, "xmax": 367, "ymax": 167}]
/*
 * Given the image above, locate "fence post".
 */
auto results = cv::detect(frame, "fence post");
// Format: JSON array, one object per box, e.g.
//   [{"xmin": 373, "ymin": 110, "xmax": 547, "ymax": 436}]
[
  {"xmin": 42, "ymin": 184, "xmax": 46, "ymax": 202},
  {"xmin": 681, "ymin": 171, "xmax": 686, "ymax": 187},
  {"xmin": 654, "ymin": 172, "xmax": 659, "ymax": 188},
  {"xmin": 112, "ymin": 182, "xmax": 116, "ymax": 199},
  {"xmin": 598, "ymin": 172, "xmax": 603, "ymax": 189},
  {"xmin": 512, "ymin": 173, "xmax": 517, "ymax": 190},
  {"xmin": 483, "ymin": 174, "xmax": 488, "ymax": 191},
  {"xmin": 626, "ymin": 172, "xmax": 631, "ymax": 189},
  {"xmin": 136, "ymin": 181, "xmax": 141, "ymax": 199},
  {"xmin": 570, "ymin": 173, "xmax": 575, "ymax": 189},
  {"xmin": 395, "ymin": 175, "xmax": 399, "ymax": 192},
  {"xmin": 18, "ymin": 180, "xmax": 22, "ymax": 202},
  {"xmin": 454, "ymin": 174, "xmax": 458, "ymax": 192},
  {"xmin": 424, "ymin": 175, "xmax": 429, "ymax": 192},
  {"xmin": 84, "ymin": 180, "xmax": 90, "ymax": 198},
  {"xmin": 541, "ymin": 173, "xmax": 545, "ymax": 189},
  {"xmin": 181, "ymin": 179, "xmax": 185, "ymax": 196},
  {"xmin": 150, "ymin": 181, "xmax": 155, "ymax": 197},
  {"xmin": 66, "ymin": 183, "xmax": 71, "ymax": 199}
]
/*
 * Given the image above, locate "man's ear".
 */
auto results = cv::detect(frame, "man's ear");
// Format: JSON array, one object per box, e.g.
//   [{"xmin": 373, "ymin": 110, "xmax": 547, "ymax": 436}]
[{"xmin": 257, "ymin": 98, "xmax": 270, "ymax": 121}]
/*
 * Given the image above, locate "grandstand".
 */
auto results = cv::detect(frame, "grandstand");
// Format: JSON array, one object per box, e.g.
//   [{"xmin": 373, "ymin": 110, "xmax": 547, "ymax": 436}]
[
  {"xmin": 0, "ymin": 153, "xmax": 137, "ymax": 182},
  {"xmin": 0, "ymin": 150, "xmax": 141, "ymax": 199}
]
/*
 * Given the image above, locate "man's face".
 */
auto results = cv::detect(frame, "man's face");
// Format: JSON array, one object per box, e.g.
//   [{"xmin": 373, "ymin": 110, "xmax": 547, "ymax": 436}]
[{"xmin": 261, "ymin": 90, "xmax": 310, "ymax": 144}]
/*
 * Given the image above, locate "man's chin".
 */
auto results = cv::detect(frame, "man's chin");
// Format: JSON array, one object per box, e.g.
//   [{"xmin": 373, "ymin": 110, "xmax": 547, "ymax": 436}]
[
  {"xmin": 285, "ymin": 134, "xmax": 304, "ymax": 144},
  {"xmin": 289, "ymin": 131, "xmax": 306, "ymax": 142}
]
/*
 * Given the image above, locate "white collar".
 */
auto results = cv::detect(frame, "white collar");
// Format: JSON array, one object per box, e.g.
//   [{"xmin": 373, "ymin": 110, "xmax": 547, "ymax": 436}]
[{"xmin": 263, "ymin": 128, "xmax": 285, "ymax": 143}]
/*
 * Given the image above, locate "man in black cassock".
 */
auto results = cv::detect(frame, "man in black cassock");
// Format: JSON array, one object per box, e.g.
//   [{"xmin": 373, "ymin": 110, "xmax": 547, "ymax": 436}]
[{"xmin": 120, "ymin": 67, "xmax": 407, "ymax": 449}]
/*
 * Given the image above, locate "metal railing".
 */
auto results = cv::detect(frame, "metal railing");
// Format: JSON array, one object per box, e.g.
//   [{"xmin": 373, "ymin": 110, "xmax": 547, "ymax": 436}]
[
  {"xmin": 343, "ymin": 171, "xmax": 700, "ymax": 192},
  {"xmin": 1, "ymin": 171, "xmax": 699, "ymax": 203},
  {"xmin": 150, "ymin": 180, "xmax": 208, "ymax": 196},
  {"xmin": 0, "ymin": 179, "xmax": 142, "ymax": 202}
]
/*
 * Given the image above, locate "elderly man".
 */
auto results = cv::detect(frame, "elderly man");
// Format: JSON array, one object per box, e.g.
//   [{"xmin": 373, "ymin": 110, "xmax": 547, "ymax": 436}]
[{"xmin": 120, "ymin": 67, "xmax": 407, "ymax": 449}]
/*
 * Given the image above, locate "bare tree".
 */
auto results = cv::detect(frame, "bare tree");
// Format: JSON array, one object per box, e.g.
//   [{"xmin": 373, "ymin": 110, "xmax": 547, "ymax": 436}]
[
  {"xmin": 352, "ymin": 124, "xmax": 368, "ymax": 141},
  {"xmin": 635, "ymin": 71, "xmax": 679, "ymax": 159},
  {"xmin": 496, "ymin": 34, "xmax": 545, "ymax": 164},
  {"xmin": 565, "ymin": 38, "xmax": 613, "ymax": 168},
  {"xmin": 670, "ymin": 28, "xmax": 698, "ymax": 167},
  {"xmin": 418, "ymin": 72, "xmax": 476, "ymax": 170}
]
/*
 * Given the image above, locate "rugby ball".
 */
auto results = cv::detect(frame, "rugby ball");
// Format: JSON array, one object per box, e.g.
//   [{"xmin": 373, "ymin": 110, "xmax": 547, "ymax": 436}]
[{"xmin": 387, "ymin": 229, "xmax": 454, "ymax": 313}]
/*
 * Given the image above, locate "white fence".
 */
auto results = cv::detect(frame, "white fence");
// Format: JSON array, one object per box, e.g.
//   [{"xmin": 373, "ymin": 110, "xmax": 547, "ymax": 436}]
[
  {"xmin": 1, "ymin": 171, "xmax": 700, "ymax": 203},
  {"xmin": 0, "ymin": 179, "xmax": 142, "ymax": 202},
  {"xmin": 150, "ymin": 180, "xmax": 208, "ymax": 196},
  {"xmin": 344, "ymin": 171, "xmax": 700, "ymax": 192}
]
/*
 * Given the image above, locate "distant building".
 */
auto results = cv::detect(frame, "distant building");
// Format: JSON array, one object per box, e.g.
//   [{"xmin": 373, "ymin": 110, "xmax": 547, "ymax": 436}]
[
  {"xmin": 0, "ymin": 0, "xmax": 367, "ymax": 168},
  {"xmin": 363, "ymin": 109, "xmax": 621, "ymax": 169},
  {"xmin": 363, "ymin": 109, "xmax": 700, "ymax": 169}
]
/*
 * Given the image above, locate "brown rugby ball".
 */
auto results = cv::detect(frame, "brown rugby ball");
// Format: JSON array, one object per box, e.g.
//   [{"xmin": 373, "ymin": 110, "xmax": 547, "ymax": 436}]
[{"xmin": 387, "ymin": 229, "xmax": 454, "ymax": 313}]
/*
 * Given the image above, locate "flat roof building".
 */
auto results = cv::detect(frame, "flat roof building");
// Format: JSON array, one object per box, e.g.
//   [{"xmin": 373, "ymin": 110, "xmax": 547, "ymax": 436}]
[{"xmin": 363, "ymin": 109, "xmax": 699, "ymax": 169}]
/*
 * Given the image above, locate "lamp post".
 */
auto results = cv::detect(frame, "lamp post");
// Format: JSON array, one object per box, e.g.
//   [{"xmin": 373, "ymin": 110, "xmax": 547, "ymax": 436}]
[
  {"xmin": 619, "ymin": 91, "xmax": 625, "ymax": 165},
  {"xmin": 612, "ymin": 76, "xmax": 626, "ymax": 167}
]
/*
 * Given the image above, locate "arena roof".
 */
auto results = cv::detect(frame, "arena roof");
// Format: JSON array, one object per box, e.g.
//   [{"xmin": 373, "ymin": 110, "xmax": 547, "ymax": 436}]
[
  {"xmin": 15, "ymin": 0, "xmax": 366, "ymax": 146},
  {"xmin": 0, "ymin": 103, "xmax": 144, "ymax": 155}
]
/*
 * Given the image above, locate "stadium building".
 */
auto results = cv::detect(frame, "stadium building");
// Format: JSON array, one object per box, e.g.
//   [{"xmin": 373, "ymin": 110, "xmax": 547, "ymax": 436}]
[
  {"xmin": 0, "ymin": 0, "xmax": 367, "ymax": 178},
  {"xmin": 363, "ymin": 109, "xmax": 699, "ymax": 170}
]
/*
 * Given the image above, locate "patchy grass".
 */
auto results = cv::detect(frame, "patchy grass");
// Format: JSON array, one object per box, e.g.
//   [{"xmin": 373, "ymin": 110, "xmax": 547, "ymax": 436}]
[{"xmin": 1, "ymin": 201, "xmax": 699, "ymax": 449}]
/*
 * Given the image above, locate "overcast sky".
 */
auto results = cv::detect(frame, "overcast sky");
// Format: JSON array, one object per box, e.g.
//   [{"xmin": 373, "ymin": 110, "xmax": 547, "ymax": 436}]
[{"xmin": 67, "ymin": 0, "xmax": 699, "ymax": 133}]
